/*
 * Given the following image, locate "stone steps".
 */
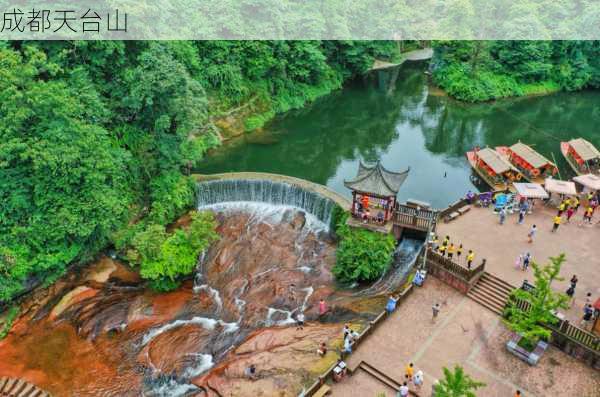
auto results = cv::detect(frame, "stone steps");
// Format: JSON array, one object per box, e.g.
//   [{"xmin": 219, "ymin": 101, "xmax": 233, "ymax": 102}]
[
  {"xmin": 467, "ymin": 272, "xmax": 515, "ymax": 315},
  {"xmin": 0, "ymin": 377, "xmax": 50, "ymax": 397}
]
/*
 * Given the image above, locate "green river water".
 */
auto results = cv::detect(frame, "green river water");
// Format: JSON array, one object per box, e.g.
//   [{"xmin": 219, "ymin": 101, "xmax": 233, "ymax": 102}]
[{"xmin": 197, "ymin": 63, "xmax": 600, "ymax": 208}]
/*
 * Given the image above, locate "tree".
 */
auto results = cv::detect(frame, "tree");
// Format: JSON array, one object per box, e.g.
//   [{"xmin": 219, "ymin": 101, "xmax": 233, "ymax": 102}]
[
  {"xmin": 129, "ymin": 211, "xmax": 219, "ymax": 291},
  {"xmin": 504, "ymin": 254, "xmax": 570, "ymax": 349},
  {"xmin": 332, "ymin": 214, "xmax": 396, "ymax": 283},
  {"xmin": 433, "ymin": 365, "xmax": 485, "ymax": 397}
]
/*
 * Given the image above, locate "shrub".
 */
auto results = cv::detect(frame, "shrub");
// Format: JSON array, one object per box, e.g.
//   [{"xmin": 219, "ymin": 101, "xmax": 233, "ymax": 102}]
[
  {"xmin": 0, "ymin": 306, "xmax": 19, "ymax": 340},
  {"xmin": 128, "ymin": 211, "xmax": 219, "ymax": 291},
  {"xmin": 433, "ymin": 365, "xmax": 485, "ymax": 397},
  {"xmin": 332, "ymin": 220, "xmax": 396, "ymax": 283},
  {"xmin": 504, "ymin": 254, "xmax": 570, "ymax": 347}
]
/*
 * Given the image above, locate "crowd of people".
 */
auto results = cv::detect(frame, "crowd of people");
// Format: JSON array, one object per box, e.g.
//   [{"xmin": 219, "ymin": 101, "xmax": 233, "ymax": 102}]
[
  {"xmin": 431, "ymin": 234, "xmax": 480, "ymax": 270},
  {"xmin": 551, "ymin": 191, "xmax": 599, "ymax": 232}
]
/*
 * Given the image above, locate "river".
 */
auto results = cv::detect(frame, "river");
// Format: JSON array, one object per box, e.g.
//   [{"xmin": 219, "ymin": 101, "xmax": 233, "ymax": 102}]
[{"xmin": 198, "ymin": 62, "xmax": 600, "ymax": 208}]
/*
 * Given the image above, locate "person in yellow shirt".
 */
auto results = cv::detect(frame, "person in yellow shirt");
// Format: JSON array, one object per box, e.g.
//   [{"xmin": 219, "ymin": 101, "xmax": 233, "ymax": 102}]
[
  {"xmin": 558, "ymin": 201, "xmax": 566, "ymax": 216},
  {"xmin": 573, "ymin": 196, "xmax": 580, "ymax": 211},
  {"xmin": 438, "ymin": 244, "xmax": 446, "ymax": 257},
  {"xmin": 405, "ymin": 362, "xmax": 414, "ymax": 381},
  {"xmin": 447, "ymin": 243, "xmax": 455, "ymax": 260},
  {"xmin": 456, "ymin": 244, "xmax": 463, "ymax": 262},
  {"xmin": 466, "ymin": 250, "xmax": 475, "ymax": 269},
  {"xmin": 552, "ymin": 214, "xmax": 561, "ymax": 232},
  {"xmin": 584, "ymin": 206, "xmax": 594, "ymax": 224}
]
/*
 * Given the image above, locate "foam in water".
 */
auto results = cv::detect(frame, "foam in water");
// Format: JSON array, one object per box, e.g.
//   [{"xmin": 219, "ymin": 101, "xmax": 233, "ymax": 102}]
[
  {"xmin": 265, "ymin": 308, "xmax": 297, "ymax": 326},
  {"xmin": 355, "ymin": 238, "xmax": 424, "ymax": 296},
  {"xmin": 196, "ymin": 179, "xmax": 336, "ymax": 231},
  {"xmin": 299, "ymin": 286, "xmax": 314, "ymax": 312},
  {"xmin": 182, "ymin": 353, "xmax": 215, "ymax": 378},
  {"xmin": 193, "ymin": 284, "xmax": 223, "ymax": 313},
  {"xmin": 142, "ymin": 317, "xmax": 239, "ymax": 346}
]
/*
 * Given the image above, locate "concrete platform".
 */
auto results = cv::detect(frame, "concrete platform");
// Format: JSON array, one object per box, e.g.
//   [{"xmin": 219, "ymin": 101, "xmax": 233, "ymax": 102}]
[
  {"xmin": 330, "ymin": 278, "xmax": 600, "ymax": 397},
  {"xmin": 437, "ymin": 204, "xmax": 600, "ymax": 324}
]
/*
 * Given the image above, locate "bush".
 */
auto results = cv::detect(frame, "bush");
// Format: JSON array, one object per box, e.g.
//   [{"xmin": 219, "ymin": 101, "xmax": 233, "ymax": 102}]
[
  {"xmin": 0, "ymin": 306, "xmax": 19, "ymax": 340},
  {"xmin": 128, "ymin": 211, "xmax": 219, "ymax": 291},
  {"xmin": 332, "ymin": 220, "xmax": 396, "ymax": 283}
]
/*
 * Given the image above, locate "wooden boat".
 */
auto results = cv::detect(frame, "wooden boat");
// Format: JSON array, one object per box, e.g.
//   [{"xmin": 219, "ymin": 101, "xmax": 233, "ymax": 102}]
[
  {"xmin": 496, "ymin": 142, "xmax": 558, "ymax": 184},
  {"xmin": 466, "ymin": 147, "xmax": 521, "ymax": 192},
  {"xmin": 560, "ymin": 138, "xmax": 600, "ymax": 176}
]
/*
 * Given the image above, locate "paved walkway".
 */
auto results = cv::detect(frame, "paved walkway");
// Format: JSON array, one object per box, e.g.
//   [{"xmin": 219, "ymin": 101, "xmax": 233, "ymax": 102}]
[
  {"xmin": 437, "ymin": 205, "xmax": 600, "ymax": 324},
  {"xmin": 331, "ymin": 278, "xmax": 600, "ymax": 397}
]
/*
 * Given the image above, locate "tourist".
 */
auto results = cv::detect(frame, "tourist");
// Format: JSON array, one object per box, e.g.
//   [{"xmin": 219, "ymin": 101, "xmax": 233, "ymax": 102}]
[
  {"xmin": 551, "ymin": 214, "xmax": 561, "ymax": 232},
  {"xmin": 581, "ymin": 304, "xmax": 594, "ymax": 329},
  {"xmin": 574, "ymin": 196, "xmax": 581, "ymax": 211},
  {"xmin": 343, "ymin": 324, "xmax": 350, "ymax": 339},
  {"xmin": 566, "ymin": 206, "xmax": 575, "ymax": 223},
  {"xmin": 584, "ymin": 206, "xmax": 593, "ymax": 223},
  {"xmin": 405, "ymin": 362, "xmax": 414, "ymax": 381},
  {"xmin": 517, "ymin": 208, "xmax": 525, "ymax": 225},
  {"xmin": 296, "ymin": 312, "xmax": 305, "ymax": 330},
  {"xmin": 585, "ymin": 292, "xmax": 593, "ymax": 306},
  {"xmin": 514, "ymin": 253, "xmax": 523, "ymax": 270},
  {"xmin": 570, "ymin": 275, "xmax": 578, "ymax": 289},
  {"xmin": 317, "ymin": 342, "xmax": 327, "ymax": 356},
  {"xmin": 349, "ymin": 328, "xmax": 360, "ymax": 342},
  {"xmin": 456, "ymin": 244, "xmax": 463, "ymax": 262},
  {"xmin": 438, "ymin": 244, "xmax": 446, "ymax": 257},
  {"xmin": 398, "ymin": 381, "xmax": 410, "ymax": 397},
  {"xmin": 527, "ymin": 224, "xmax": 537, "ymax": 243},
  {"xmin": 245, "ymin": 364, "xmax": 258, "ymax": 380},
  {"xmin": 447, "ymin": 243, "xmax": 455, "ymax": 260},
  {"xmin": 466, "ymin": 250, "xmax": 475, "ymax": 269},
  {"xmin": 566, "ymin": 284, "xmax": 575, "ymax": 301},
  {"xmin": 515, "ymin": 390, "xmax": 521, "ymax": 397},
  {"xmin": 343, "ymin": 335, "xmax": 352, "ymax": 355},
  {"xmin": 442, "ymin": 235, "xmax": 450, "ymax": 247},
  {"xmin": 319, "ymin": 299, "xmax": 327, "ymax": 317},
  {"xmin": 499, "ymin": 207, "xmax": 507, "ymax": 225},
  {"xmin": 386, "ymin": 295, "xmax": 398, "ymax": 315},
  {"xmin": 558, "ymin": 201, "xmax": 566, "ymax": 216},
  {"xmin": 431, "ymin": 234, "xmax": 439, "ymax": 251},
  {"xmin": 522, "ymin": 253, "xmax": 531, "ymax": 272},
  {"xmin": 377, "ymin": 211, "xmax": 384, "ymax": 224},
  {"xmin": 413, "ymin": 370, "xmax": 423, "ymax": 390},
  {"xmin": 432, "ymin": 303, "xmax": 440, "ymax": 321}
]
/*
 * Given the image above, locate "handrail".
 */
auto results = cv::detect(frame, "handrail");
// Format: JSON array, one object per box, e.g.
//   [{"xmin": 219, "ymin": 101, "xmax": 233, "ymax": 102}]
[{"xmin": 426, "ymin": 249, "xmax": 484, "ymax": 282}]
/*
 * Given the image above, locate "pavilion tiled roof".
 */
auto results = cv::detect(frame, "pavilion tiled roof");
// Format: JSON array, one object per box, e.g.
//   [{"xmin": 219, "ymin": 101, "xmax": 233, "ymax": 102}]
[
  {"xmin": 569, "ymin": 138, "xmax": 600, "ymax": 161},
  {"xmin": 344, "ymin": 161, "xmax": 409, "ymax": 197}
]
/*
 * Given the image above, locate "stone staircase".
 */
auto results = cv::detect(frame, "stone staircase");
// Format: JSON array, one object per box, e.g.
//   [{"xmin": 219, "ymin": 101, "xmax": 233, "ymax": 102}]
[
  {"xmin": 467, "ymin": 272, "xmax": 515, "ymax": 315},
  {"xmin": 0, "ymin": 378, "xmax": 50, "ymax": 397},
  {"xmin": 352, "ymin": 361, "xmax": 420, "ymax": 396}
]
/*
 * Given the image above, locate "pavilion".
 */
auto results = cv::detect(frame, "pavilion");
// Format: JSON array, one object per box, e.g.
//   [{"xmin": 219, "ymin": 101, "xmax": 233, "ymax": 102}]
[{"xmin": 344, "ymin": 161, "xmax": 409, "ymax": 228}]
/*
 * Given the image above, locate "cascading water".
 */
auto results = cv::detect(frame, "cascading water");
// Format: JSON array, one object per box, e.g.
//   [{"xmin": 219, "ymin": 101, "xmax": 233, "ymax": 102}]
[
  {"xmin": 355, "ymin": 238, "xmax": 424, "ymax": 296},
  {"xmin": 196, "ymin": 179, "xmax": 336, "ymax": 230}
]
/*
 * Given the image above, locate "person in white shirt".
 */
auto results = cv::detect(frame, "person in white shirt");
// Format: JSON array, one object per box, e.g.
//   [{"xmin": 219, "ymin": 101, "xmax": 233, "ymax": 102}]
[{"xmin": 398, "ymin": 381, "xmax": 409, "ymax": 396}]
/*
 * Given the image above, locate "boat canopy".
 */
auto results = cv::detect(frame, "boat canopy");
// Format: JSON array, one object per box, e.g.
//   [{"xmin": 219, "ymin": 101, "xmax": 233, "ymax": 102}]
[
  {"xmin": 573, "ymin": 173, "xmax": 600, "ymax": 191},
  {"xmin": 513, "ymin": 182, "xmax": 549, "ymax": 199},
  {"xmin": 476, "ymin": 148, "xmax": 514, "ymax": 174},
  {"xmin": 569, "ymin": 138, "xmax": 600, "ymax": 161},
  {"xmin": 510, "ymin": 142, "xmax": 551, "ymax": 169},
  {"xmin": 544, "ymin": 178, "xmax": 577, "ymax": 195}
]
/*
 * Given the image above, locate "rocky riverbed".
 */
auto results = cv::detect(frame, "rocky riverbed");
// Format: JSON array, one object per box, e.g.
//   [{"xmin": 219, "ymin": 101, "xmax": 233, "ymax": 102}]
[{"xmin": 0, "ymin": 208, "xmax": 387, "ymax": 396}]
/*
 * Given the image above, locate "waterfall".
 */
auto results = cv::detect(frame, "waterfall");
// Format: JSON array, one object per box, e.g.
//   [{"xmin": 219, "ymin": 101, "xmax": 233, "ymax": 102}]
[
  {"xmin": 355, "ymin": 238, "xmax": 424, "ymax": 296},
  {"xmin": 196, "ymin": 179, "xmax": 336, "ymax": 230}
]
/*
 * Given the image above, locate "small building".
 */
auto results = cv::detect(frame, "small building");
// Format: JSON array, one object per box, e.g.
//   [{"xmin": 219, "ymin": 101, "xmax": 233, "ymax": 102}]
[{"xmin": 344, "ymin": 161, "xmax": 409, "ymax": 225}]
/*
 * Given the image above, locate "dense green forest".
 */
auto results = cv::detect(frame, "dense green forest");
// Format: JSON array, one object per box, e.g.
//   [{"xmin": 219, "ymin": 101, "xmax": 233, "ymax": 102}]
[
  {"xmin": 0, "ymin": 40, "xmax": 396, "ymax": 302},
  {"xmin": 432, "ymin": 41, "xmax": 600, "ymax": 102}
]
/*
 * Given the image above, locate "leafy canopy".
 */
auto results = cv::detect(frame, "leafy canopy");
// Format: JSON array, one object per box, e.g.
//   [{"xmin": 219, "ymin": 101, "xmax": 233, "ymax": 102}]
[
  {"xmin": 128, "ymin": 211, "xmax": 219, "ymax": 291},
  {"xmin": 504, "ymin": 254, "xmax": 570, "ymax": 345},
  {"xmin": 433, "ymin": 365, "xmax": 485, "ymax": 397},
  {"xmin": 332, "ymin": 213, "xmax": 396, "ymax": 283}
]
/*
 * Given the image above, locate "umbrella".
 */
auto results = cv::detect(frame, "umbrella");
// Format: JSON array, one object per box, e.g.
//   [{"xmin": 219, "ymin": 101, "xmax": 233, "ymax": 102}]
[
  {"xmin": 573, "ymin": 174, "xmax": 600, "ymax": 191},
  {"xmin": 544, "ymin": 178, "xmax": 577, "ymax": 196},
  {"xmin": 513, "ymin": 183, "xmax": 549, "ymax": 199}
]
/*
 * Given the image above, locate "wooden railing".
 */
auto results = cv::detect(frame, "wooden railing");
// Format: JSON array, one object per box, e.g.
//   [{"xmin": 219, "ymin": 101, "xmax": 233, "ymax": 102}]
[
  {"xmin": 508, "ymin": 297, "xmax": 600, "ymax": 358},
  {"xmin": 392, "ymin": 204, "xmax": 437, "ymax": 231},
  {"xmin": 426, "ymin": 249, "xmax": 484, "ymax": 282}
]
